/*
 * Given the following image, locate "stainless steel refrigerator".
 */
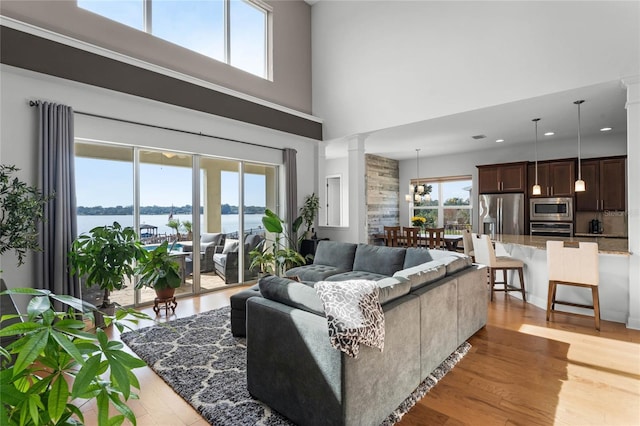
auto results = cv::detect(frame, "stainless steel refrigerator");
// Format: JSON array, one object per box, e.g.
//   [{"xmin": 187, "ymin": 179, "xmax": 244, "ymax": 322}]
[{"xmin": 478, "ymin": 193, "xmax": 525, "ymax": 236}]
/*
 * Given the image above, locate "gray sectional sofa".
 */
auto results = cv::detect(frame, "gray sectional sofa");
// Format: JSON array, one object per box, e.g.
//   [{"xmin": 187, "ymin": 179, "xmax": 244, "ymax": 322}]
[{"xmin": 237, "ymin": 241, "xmax": 488, "ymax": 426}]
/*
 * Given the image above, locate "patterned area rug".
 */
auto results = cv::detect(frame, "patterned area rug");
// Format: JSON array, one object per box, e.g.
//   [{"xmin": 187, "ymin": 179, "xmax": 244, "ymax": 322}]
[{"xmin": 121, "ymin": 306, "xmax": 470, "ymax": 426}]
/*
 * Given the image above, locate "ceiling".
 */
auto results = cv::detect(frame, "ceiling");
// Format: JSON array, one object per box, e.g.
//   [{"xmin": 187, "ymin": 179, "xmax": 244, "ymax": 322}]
[{"xmin": 324, "ymin": 80, "xmax": 628, "ymax": 160}]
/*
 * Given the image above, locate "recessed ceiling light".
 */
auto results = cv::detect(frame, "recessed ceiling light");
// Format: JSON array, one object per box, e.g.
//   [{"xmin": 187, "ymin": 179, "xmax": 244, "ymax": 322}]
[
  {"xmin": 544, "ymin": 132, "xmax": 555, "ymax": 136},
  {"xmin": 495, "ymin": 139, "xmax": 504, "ymax": 143},
  {"xmin": 600, "ymin": 127, "xmax": 612, "ymax": 132}
]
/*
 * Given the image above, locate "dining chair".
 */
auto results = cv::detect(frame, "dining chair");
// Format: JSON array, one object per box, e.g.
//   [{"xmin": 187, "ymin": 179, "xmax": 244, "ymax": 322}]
[
  {"xmin": 471, "ymin": 233, "xmax": 525, "ymax": 302},
  {"xmin": 424, "ymin": 227, "xmax": 445, "ymax": 249},
  {"xmin": 383, "ymin": 226, "xmax": 401, "ymax": 247},
  {"xmin": 461, "ymin": 229, "xmax": 475, "ymax": 261},
  {"xmin": 546, "ymin": 241, "xmax": 600, "ymax": 330},
  {"xmin": 402, "ymin": 226, "xmax": 420, "ymax": 248}
]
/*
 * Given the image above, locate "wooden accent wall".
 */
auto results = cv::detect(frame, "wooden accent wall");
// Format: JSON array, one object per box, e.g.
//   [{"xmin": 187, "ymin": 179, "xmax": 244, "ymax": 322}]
[{"xmin": 366, "ymin": 154, "xmax": 399, "ymax": 244}]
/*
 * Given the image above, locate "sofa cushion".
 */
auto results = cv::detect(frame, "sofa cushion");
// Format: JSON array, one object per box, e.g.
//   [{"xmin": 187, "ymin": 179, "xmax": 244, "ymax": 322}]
[
  {"xmin": 352, "ymin": 244, "xmax": 406, "ymax": 276},
  {"xmin": 403, "ymin": 247, "xmax": 436, "ymax": 269},
  {"xmin": 326, "ymin": 271, "xmax": 389, "ymax": 282},
  {"xmin": 213, "ymin": 253, "xmax": 227, "ymax": 267},
  {"xmin": 222, "ymin": 239, "xmax": 239, "ymax": 254},
  {"xmin": 376, "ymin": 276, "xmax": 411, "ymax": 305},
  {"xmin": 403, "ymin": 248, "xmax": 472, "ymax": 275},
  {"xmin": 201, "ymin": 232, "xmax": 224, "ymax": 245},
  {"xmin": 286, "ymin": 264, "xmax": 346, "ymax": 282},
  {"xmin": 426, "ymin": 250, "xmax": 473, "ymax": 275},
  {"xmin": 244, "ymin": 234, "xmax": 263, "ymax": 252},
  {"xmin": 259, "ymin": 275, "xmax": 325, "ymax": 316},
  {"xmin": 393, "ymin": 261, "xmax": 447, "ymax": 290},
  {"xmin": 313, "ymin": 241, "xmax": 358, "ymax": 271}
]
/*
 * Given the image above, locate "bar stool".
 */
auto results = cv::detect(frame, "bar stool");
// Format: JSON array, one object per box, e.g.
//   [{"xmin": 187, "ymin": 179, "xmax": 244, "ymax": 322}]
[
  {"xmin": 471, "ymin": 233, "xmax": 525, "ymax": 301},
  {"xmin": 402, "ymin": 226, "xmax": 420, "ymax": 247},
  {"xmin": 383, "ymin": 226, "xmax": 400, "ymax": 247},
  {"xmin": 461, "ymin": 229, "xmax": 475, "ymax": 261},
  {"xmin": 546, "ymin": 241, "xmax": 600, "ymax": 330}
]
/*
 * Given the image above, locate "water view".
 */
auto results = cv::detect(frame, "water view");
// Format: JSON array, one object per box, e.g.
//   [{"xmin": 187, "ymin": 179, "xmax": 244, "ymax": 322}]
[{"xmin": 77, "ymin": 214, "xmax": 265, "ymax": 237}]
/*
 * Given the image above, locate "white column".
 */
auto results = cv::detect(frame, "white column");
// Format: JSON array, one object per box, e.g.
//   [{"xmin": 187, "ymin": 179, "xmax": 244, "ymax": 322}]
[
  {"xmin": 348, "ymin": 134, "xmax": 367, "ymax": 243},
  {"xmin": 623, "ymin": 75, "xmax": 640, "ymax": 329},
  {"xmin": 317, "ymin": 142, "xmax": 327, "ymax": 227}
]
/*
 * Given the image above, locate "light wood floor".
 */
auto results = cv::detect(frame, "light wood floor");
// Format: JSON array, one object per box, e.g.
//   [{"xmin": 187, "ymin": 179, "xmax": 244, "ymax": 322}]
[{"xmin": 82, "ymin": 288, "xmax": 640, "ymax": 426}]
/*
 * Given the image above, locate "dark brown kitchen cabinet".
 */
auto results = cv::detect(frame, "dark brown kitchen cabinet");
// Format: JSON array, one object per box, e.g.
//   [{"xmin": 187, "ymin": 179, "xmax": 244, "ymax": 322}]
[
  {"xmin": 528, "ymin": 160, "xmax": 575, "ymax": 197},
  {"xmin": 478, "ymin": 162, "xmax": 527, "ymax": 194},
  {"xmin": 576, "ymin": 157, "xmax": 626, "ymax": 211}
]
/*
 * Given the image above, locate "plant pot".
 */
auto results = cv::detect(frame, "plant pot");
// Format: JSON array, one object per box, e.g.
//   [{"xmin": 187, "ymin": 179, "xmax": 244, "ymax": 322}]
[
  {"xmin": 94, "ymin": 303, "xmax": 117, "ymax": 329},
  {"xmin": 155, "ymin": 287, "xmax": 176, "ymax": 300}
]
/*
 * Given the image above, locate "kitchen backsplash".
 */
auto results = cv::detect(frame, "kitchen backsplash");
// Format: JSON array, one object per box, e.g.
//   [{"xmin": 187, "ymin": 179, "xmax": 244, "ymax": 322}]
[{"xmin": 575, "ymin": 211, "xmax": 628, "ymax": 236}]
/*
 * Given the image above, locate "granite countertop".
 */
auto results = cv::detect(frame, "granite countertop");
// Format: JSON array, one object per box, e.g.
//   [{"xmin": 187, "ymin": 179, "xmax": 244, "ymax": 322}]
[{"xmin": 493, "ymin": 234, "xmax": 629, "ymax": 255}]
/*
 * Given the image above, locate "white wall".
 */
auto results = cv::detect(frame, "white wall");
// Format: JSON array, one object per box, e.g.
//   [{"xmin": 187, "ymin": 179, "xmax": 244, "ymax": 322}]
[
  {"xmin": 0, "ymin": 64, "xmax": 317, "ymax": 311},
  {"xmin": 312, "ymin": 1, "xmax": 640, "ymax": 139}
]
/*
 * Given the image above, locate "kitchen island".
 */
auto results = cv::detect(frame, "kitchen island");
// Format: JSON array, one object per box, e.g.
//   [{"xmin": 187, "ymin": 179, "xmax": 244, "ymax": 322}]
[
  {"xmin": 493, "ymin": 234, "xmax": 629, "ymax": 255},
  {"xmin": 491, "ymin": 234, "xmax": 629, "ymax": 324}
]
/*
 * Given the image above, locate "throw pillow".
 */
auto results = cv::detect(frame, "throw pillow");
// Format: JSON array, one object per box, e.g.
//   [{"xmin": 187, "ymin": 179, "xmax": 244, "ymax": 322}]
[{"xmin": 222, "ymin": 239, "xmax": 239, "ymax": 254}]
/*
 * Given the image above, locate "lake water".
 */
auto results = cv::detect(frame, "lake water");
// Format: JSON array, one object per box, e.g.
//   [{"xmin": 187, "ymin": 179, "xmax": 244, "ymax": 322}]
[{"xmin": 77, "ymin": 214, "xmax": 265, "ymax": 237}]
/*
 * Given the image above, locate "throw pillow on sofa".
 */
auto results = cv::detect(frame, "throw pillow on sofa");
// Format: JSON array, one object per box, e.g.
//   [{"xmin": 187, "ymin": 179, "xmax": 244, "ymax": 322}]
[{"xmin": 222, "ymin": 239, "xmax": 239, "ymax": 254}]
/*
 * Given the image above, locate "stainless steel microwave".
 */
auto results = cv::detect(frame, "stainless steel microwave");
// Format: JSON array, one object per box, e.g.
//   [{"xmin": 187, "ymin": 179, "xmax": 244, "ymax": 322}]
[{"xmin": 530, "ymin": 197, "xmax": 573, "ymax": 222}]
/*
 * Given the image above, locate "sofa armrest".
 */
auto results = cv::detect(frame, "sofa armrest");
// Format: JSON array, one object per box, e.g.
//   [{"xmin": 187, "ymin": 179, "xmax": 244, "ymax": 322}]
[{"xmin": 246, "ymin": 293, "xmax": 422, "ymax": 426}]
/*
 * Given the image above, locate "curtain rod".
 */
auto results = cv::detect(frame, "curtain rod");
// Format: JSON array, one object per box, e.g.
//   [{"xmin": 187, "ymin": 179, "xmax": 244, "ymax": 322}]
[{"xmin": 29, "ymin": 100, "xmax": 284, "ymax": 152}]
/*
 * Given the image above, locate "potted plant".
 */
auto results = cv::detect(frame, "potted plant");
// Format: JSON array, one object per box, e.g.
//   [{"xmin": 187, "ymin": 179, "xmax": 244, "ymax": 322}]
[
  {"xmin": 167, "ymin": 218, "xmax": 181, "ymax": 240},
  {"xmin": 0, "ymin": 288, "xmax": 150, "ymax": 426},
  {"xmin": 0, "ymin": 164, "xmax": 50, "ymax": 267},
  {"xmin": 299, "ymin": 193, "xmax": 320, "ymax": 239},
  {"xmin": 249, "ymin": 209, "xmax": 305, "ymax": 277},
  {"xmin": 182, "ymin": 219, "xmax": 193, "ymax": 241},
  {"xmin": 411, "ymin": 215, "xmax": 427, "ymax": 229},
  {"xmin": 69, "ymin": 222, "xmax": 146, "ymax": 326},
  {"xmin": 134, "ymin": 241, "xmax": 182, "ymax": 299}
]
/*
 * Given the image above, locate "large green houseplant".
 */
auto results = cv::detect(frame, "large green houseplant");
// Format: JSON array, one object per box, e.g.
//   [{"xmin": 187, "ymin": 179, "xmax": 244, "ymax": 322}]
[
  {"xmin": 299, "ymin": 193, "xmax": 320, "ymax": 239},
  {"xmin": 68, "ymin": 222, "xmax": 146, "ymax": 319},
  {"xmin": 249, "ymin": 209, "xmax": 305, "ymax": 277},
  {"xmin": 0, "ymin": 164, "xmax": 50, "ymax": 267},
  {"xmin": 0, "ymin": 288, "xmax": 149, "ymax": 426},
  {"xmin": 134, "ymin": 241, "xmax": 182, "ymax": 298}
]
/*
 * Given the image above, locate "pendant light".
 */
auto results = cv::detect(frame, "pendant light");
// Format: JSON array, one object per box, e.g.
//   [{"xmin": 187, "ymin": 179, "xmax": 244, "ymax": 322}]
[
  {"xmin": 405, "ymin": 149, "xmax": 430, "ymax": 203},
  {"xmin": 532, "ymin": 118, "xmax": 542, "ymax": 196},
  {"xmin": 574, "ymin": 100, "xmax": 586, "ymax": 192}
]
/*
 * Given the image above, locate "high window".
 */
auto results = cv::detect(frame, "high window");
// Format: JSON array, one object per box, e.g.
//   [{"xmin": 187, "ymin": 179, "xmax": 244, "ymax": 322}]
[
  {"xmin": 412, "ymin": 177, "xmax": 472, "ymax": 233},
  {"xmin": 78, "ymin": 0, "xmax": 270, "ymax": 78}
]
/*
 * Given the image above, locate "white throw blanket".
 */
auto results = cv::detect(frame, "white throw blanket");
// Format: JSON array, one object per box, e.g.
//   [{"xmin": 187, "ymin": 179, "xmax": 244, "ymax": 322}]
[{"xmin": 314, "ymin": 280, "xmax": 385, "ymax": 358}]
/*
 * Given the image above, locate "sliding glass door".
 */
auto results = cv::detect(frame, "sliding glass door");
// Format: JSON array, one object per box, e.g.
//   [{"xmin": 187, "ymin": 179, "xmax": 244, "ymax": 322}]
[
  {"xmin": 138, "ymin": 149, "xmax": 194, "ymax": 304},
  {"xmin": 75, "ymin": 142, "xmax": 135, "ymax": 307},
  {"xmin": 75, "ymin": 141, "xmax": 278, "ymax": 307}
]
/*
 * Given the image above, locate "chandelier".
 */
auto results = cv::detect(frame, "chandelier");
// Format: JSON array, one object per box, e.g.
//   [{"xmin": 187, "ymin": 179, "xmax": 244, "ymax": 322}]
[
  {"xmin": 405, "ymin": 149, "xmax": 431, "ymax": 203},
  {"xmin": 532, "ymin": 118, "xmax": 542, "ymax": 196},
  {"xmin": 574, "ymin": 100, "xmax": 586, "ymax": 192}
]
